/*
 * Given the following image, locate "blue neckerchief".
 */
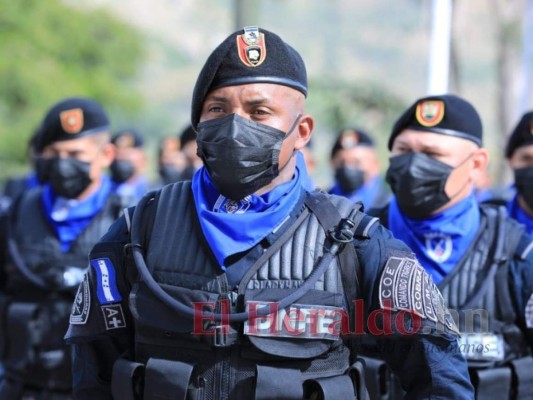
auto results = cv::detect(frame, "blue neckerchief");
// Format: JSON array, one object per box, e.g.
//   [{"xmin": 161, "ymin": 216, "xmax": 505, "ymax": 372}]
[
  {"xmin": 42, "ymin": 176, "xmax": 113, "ymax": 252},
  {"xmin": 508, "ymin": 194, "xmax": 533, "ymax": 236},
  {"xmin": 329, "ymin": 175, "xmax": 382, "ymax": 208},
  {"xmin": 26, "ymin": 172, "xmax": 41, "ymax": 189},
  {"xmin": 388, "ymin": 194, "xmax": 480, "ymax": 285},
  {"xmin": 192, "ymin": 151, "xmax": 310, "ymax": 269},
  {"xmin": 113, "ymin": 176, "xmax": 149, "ymax": 204}
]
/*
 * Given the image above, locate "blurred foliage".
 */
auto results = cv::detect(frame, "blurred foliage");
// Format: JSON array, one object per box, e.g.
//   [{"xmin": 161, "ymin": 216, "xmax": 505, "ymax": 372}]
[{"xmin": 0, "ymin": 0, "xmax": 144, "ymax": 182}]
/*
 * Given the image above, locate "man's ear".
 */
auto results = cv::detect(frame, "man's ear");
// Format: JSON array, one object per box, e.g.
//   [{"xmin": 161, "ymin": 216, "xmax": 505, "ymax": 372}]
[
  {"xmin": 100, "ymin": 143, "xmax": 116, "ymax": 168},
  {"xmin": 294, "ymin": 114, "xmax": 314, "ymax": 150},
  {"xmin": 470, "ymin": 147, "xmax": 489, "ymax": 180}
]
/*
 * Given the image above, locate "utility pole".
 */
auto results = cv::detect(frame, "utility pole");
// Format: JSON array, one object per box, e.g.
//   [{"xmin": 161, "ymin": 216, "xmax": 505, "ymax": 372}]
[
  {"xmin": 518, "ymin": 0, "xmax": 533, "ymax": 115},
  {"xmin": 427, "ymin": 0, "xmax": 453, "ymax": 95},
  {"xmin": 234, "ymin": 0, "xmax": 260, "ymax": 31}
]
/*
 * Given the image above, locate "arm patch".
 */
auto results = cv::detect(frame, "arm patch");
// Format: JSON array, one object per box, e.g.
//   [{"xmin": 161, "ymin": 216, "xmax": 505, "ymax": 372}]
[
  {"xmin": 70, "ymin": 273, "xmax": 91, "ymax": 325},
  {"xmin": 379, "ymin": 256, "xmax": 459, "ymax": 335}
]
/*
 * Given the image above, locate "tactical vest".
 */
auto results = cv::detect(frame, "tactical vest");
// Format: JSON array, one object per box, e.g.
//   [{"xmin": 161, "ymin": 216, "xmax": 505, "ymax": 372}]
[
  {"xmin": 0, "ymin": 187, "xmax": 121, "ymax": 392},
  {"xmin": 118, "ymin": 182, "xmax": 374, "ymax": 400},
  {"xmin": 363, "ymin": 203, "xmax": 533, "ymax": 400}
]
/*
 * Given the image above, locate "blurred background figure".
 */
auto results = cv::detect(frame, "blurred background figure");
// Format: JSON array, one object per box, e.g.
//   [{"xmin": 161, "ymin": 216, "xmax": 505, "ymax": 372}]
[
  {"xmin": 152, "ymin": 125, "xmax": 203, "ymax": 189},
  {"xmin": 153, "ymin": 135, "xmax": 189, "ymax": 188},
  {"xmin": 328, "ymin": 128, "xmax": 390, "ymax": 209},
  {"xmin": 0, "ymin": 97, "xmax": 121, "ymax": 399},
  {"xmin": 110, "ymin": 128, "xmax": 149, "ymax": 207},
  {"xmin": 0, "ymin": 130, "xmax": 43, "ymax": 213},
  {"xmin": 179, "ymin": 124, "xmax": 203, "ymax": 174},
  {"xmin": 299, "ymin": 140, "xmax": 317, "ymax": 189},
  {"xmin": 505, "ymin": 111, "xmax": 533, "ymax": 235}
]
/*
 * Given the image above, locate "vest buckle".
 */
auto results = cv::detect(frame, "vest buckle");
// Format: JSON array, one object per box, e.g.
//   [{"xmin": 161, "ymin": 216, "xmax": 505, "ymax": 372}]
[{"xmin": 213, "ymin": 325, "xmax": 238, "ymax": 347}]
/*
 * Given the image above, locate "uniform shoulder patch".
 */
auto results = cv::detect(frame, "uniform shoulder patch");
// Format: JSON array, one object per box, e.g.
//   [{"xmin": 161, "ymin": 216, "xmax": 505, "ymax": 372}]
[
  {"xmin": 90, "ymin": 257, "xmax": 123, "ymax": 304},
  {"xmin": 101, "ymin": 304, "xmax": 127, "ymax": 330},
  {"xmin": 379, "ymin": 256, "xmax": 459, "ymax": 335},
  {"xmin": 70, "ymin": 273, "xmax": 91, "ymax": 325}
]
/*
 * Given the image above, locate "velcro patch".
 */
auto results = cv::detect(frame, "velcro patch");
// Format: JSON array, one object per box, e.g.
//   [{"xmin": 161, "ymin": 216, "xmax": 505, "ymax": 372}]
[
  {"xmin": 101, "ymin": 304, "xmax": 127, "ymax": 330},
  {"xmin": 70, "ymin": 273, "xmax": 90, "ymax": 325},
  {"xmin": 244, "ymin": 302, "xmax": 343, "ymax": 341},
  {"xmin": 379, "ymin": 256, "xmax": 459, "ymax": 335},
  {"xmin": 90, "ymin": 257, "xmax": 122, "ymax": 304}
]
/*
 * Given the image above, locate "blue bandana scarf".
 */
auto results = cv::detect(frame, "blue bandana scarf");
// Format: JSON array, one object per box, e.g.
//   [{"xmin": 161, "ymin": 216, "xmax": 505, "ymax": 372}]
[
  {"xmin": 508, "ymin": 194, "xmax": 533, "ymax": 236},
  {"xmin": 192, "ymin": 151, "xmax": 312, "ymax": 269},
  {"xmin": 329, "ymin": 176, "xmax": 382, "ymax": 209},
  {"xmin": 42, "ymin": 176, "xmax": 113, "ymax": 252},
  {"xmin": 388, "ymin": 194, "xmax": 480, "ymax": 285}
]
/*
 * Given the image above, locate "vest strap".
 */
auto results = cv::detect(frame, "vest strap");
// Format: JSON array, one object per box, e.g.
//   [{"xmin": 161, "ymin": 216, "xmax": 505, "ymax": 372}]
[
  {"xmin": 144, "ymin": 358, "xmax": 194, "ymax": 400},
  {"xmin": 111, "ymin": 358, "xmax": 145, "ymax": 400},
  {"xmin": 471, "ymin": 367, "xmax": 511, "ymax": 399},
  {"xmin": 255, "ymin": 364, "xmax": 303, "ymax": 399},
  {"xmin": 509, "ymin": 356, "xmax": 533, "ymax": 398},
  {"xmin": 303, "ymin": 192, "xmax": 362, "ymax": 331}
]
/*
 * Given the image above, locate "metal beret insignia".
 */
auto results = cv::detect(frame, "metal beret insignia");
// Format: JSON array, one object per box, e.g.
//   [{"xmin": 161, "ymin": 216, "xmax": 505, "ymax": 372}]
[
  {"xmin": 379, "ymin": 256, "xmax": 459, "ymax": 335},
  {"xmin": 415, "ymin": 100, "xmax": 445, "ymax": 127},
  {"xmin": 236, "ymin": 26, "xmax": 266, "ymax": 67},
  {"xmin": 60, "ymin": 108, "xmax": 84, "ymax": 134}
]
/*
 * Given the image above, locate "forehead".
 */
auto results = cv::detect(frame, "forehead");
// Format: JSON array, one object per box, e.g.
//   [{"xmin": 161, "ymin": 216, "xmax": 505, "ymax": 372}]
[
  {"xmin": 204, "ymin": 83, "xmax": 302, "ymax": 103},
  {"xmin": 393, "ymin": 128, "xmax": 472, "ymax": 150},
  {"xmin": 44, "ymin": 136, "xmax": 98, "ymax": 151},
  {"xmin": 510, "ymin": 144, "xmax": 533, "ymax": 159},
  {"xmin": 334, "ymin": 146, "xmax": 375, "ymax": 161}
]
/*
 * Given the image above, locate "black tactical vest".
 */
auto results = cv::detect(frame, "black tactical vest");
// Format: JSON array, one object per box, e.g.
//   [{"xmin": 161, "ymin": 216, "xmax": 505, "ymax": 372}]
[
  {"xmin": 127, "ymin": 182, "xmax": 367, "ymax": 399},
  {"xmin": 438, "ymin": 204, "xmax": 530, "ymax": 365},
  {"xmin": 1, "ymin": 186, "xmax": 121, "ymax": 392}
]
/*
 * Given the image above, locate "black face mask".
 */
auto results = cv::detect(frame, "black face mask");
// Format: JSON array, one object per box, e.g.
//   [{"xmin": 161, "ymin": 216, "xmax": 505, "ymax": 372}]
[
  {"xmin": 514, "ymin": 166, "xmax": 533, "ymax": 211},
  {"xmin": 335, "ymin": 166, "xmax": 365, "ymax": 193},
  {"xmin": 386, "ymin": 152, "xmax": 454, "ymax": 218},
  {"xmin": 196, "ymin": 113, "xmax": 301, "ymax": 200},
  {"xmin": 110, "ymin": 160, "xmax": 135, "ymax": 184},
  {"xmin": 40, "ymin": 157, "xmax": 93, "ymax": 199}
]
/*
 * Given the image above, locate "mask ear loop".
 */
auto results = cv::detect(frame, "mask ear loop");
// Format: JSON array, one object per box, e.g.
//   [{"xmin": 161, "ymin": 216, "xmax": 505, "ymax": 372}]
[
  {"xmin": 277, "ymin": 113, "xmax": 303, "ymax": 174},
  {"xmin": 447, "ymin": 151, "xmax": 476, "ymax": 201}
]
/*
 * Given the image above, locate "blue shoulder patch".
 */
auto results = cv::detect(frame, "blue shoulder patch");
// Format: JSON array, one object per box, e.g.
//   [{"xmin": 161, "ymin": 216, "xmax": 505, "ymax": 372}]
[{"xmin": 90, "ymin": 257, "xmax": 123, "ymax": 304}]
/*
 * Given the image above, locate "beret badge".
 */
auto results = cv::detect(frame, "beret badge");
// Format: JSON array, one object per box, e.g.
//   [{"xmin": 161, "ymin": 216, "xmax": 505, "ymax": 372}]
[
  {"xmin": 415, "ymin": 100, "xmax": 445, "ymax": 127},
  {"xmin": 236, "ymin": 26, "xmax": 266, "ymax": 67},
  {"xmin": 60, "ymin": 108, "xmax": 84, "ymax": 134}
]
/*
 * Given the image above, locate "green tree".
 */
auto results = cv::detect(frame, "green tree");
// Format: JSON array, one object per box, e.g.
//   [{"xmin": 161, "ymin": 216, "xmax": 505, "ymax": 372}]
[{"xmin": 0, "ymin": 0, "xmax": 144, "ymax": 181}]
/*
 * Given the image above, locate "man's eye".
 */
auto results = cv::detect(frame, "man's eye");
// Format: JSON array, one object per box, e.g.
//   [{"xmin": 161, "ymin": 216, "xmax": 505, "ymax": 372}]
[{"xmin": 208, "ymin": 106, "xmax": 225, "ymax": 113}]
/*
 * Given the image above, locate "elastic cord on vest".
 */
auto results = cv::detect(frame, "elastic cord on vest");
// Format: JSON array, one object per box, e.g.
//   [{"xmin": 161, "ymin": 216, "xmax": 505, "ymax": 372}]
[{"xmin": 130, "ymin": 192, "xmax": 359, "ymax": 322}]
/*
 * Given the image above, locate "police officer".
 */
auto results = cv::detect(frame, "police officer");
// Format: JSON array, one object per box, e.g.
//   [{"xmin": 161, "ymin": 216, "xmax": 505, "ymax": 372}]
[
  {"xmin": 505, "ymin": 111, "xmax": 533, "ymax": 235},
  {"xmin": 0, "ymin": 131, "xmax": 43, "ymax": 214},
  {"xmin": 365, "ymin": 94, "xmax": 533, "ymax": 399},
  {"xmin": 328, "ymin": 128, "xmax": 390, "ymax": 209},
  {"xmin": 0, "ymin": 97, "xmax": 122, "ymax": 399},
  {"xmin": 110, "ymin": 128, "xmax": 149, "ymax": 207},
  {"xmin": 66, "ymin": 28, "xmax": 474, "ymax": 399},
  {"xmin": 152, "ymin": 135, "xmax": 190, "ymax": 188}
]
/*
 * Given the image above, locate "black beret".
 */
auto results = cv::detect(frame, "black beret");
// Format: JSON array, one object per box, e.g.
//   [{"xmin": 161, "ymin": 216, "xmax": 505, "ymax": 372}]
[
  {"xmin": 191, "ymin": 26, "xmax": 308, "ymax": 128},
  {"xmin": 330, "ymin": 128, "xmax": 375, "ymax": 159},
  {"xmin": 388, "ymin": 94, "xmax": 482, "ymax": 150},
  {"xmin": 37, "ymin": 97, "xmax": 110, "ymax": 150},
  {"xmin": 505, "ymin": 111, "xmax": 533, "ymax": 158},
  {"xmin": 179, "ymin": 125, "xmax": 196, "ymax": 148},
  {"xmin": 111, "ymin": 128, "xmax": 144, "ymax": 149}
]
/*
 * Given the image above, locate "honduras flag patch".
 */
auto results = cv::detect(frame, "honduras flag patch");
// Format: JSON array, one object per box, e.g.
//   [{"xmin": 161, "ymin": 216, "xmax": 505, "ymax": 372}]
[{"xmin": 90, "ymin": 257, "xmax": 122, "ymax": 304}]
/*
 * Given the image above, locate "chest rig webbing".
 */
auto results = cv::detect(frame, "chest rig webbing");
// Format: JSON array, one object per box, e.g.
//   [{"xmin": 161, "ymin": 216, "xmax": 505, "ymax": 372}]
[{"xmin": 122, "ymin": 182, "xmax": 376, "ymax": 400}]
